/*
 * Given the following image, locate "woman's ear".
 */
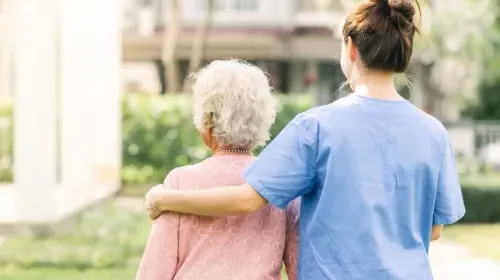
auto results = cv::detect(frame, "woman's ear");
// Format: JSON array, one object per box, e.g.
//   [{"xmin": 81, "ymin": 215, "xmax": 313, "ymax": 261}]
[
  {"xmin": 200, "ymin": 127, "xmax": 216, "ymax": 152},
  {"xmin": 347, "ymin": 36, "xmax": 357, "ymax": 61},
  {"xmin": 201, "ymin": 113, "xmax": 217, "ymax": 152},
  {"xmin": 207, "ymin": 127, "xmax": 218, "ymax": 152},
  {"xmin": 203, "ymin": 112, "xmax": 214, "ymax": 129}
]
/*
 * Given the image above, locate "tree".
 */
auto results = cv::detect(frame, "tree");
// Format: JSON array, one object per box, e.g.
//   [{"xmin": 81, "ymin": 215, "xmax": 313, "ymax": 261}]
[
  {"xmin": 462, "ymin": 0, "xmax": 500, "ymax": 120},
  {"xmin": 413, "ymin": 0, "xmax": 497, "ymax": 119},
  {"xmin": 464, "ymin": 79, "xmax": 500, "ymax": 120},
  {"xmin": 162, "ymin": 0, "xmax": 181, "ymax": 93},
  {"xmin": 182, "ymin": 0, "xmax": 215, "ymax": 92}
]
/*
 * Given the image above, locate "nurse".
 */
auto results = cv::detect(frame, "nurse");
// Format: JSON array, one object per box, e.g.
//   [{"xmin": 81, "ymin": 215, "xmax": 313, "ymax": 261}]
[{"xmin": 145, "ymin": 0, "xmax": 465, "ymax": 279}]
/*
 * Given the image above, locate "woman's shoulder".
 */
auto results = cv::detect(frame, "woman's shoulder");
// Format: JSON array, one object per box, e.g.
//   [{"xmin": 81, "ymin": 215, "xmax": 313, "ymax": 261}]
[
  {"xmin": 165, "ymin": 156, "xmax": 254, "ymax": 190},
  {"xmin": 294, "ymin": 97, "xmax": 354, "ymax": 123},
  {"xmin": 163, "ymin": 163, "xmax": 204, "ymax": 190}
]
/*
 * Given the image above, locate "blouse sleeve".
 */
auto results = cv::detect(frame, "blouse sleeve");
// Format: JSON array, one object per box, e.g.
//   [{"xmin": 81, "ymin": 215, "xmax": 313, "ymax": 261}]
[
  {"xmin": 283, "ymin": 199, "xmax": 300, "ymax": 280},
  {"xmin": 136, "ymin": 172, "xmax": 180, "ymax": 280},
  {"xmin": 433, "ymin": 137, "xmax": 466, "ymax": 225},
  {"xmin": 243, "ymin": 113, "xmax": 319, "ymax": 209}
]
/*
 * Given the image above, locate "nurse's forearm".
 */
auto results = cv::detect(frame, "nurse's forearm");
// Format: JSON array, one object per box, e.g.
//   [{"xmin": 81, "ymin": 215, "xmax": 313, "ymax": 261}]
[
  {"xmin": 157, "ymin": 183, "xmax": 268, "ymax": 217},
  {"xmin": 431, "ymin": 225, "xmax": 443, "ymax": 241}
]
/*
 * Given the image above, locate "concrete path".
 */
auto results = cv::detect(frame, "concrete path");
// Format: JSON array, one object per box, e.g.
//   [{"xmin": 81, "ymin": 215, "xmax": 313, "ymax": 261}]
[{"xmin": 430, "ymin": 240, "xmax": 500, "ymax": 280}]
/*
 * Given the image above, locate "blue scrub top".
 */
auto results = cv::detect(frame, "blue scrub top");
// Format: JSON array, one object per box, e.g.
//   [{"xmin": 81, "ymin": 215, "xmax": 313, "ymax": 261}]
[{"xmin": 243, "ymin": 93, "xmax": 465, "ymax": 280}]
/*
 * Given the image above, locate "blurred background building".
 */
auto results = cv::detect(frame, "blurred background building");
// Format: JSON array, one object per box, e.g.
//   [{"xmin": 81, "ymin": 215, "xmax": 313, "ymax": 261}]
[
  {"xmin": 121, "ymin": 0, "xmax": 438, "ymax": 111},
  {"xmin": 122, "ymin": 0, "xmax": 344, "ymax": 95}
]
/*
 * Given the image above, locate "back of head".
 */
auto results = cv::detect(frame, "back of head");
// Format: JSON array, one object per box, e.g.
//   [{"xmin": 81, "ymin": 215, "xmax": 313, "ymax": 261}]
[
  {"xmin": 191, "ymin": 59, "xmax": 276, "ymax": 151},
  {"xmin": 342, "ymin": 0, "xmax": 421, "ymax": 73}
]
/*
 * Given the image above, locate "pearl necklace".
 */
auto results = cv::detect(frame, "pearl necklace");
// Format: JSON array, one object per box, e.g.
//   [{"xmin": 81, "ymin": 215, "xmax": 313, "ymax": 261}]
[{"xmin": 216, "ymin": 149, "xmax": 251, "ymax": 154}]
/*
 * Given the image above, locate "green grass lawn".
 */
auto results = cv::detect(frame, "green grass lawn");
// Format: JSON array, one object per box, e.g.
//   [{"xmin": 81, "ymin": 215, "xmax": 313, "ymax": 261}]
[
  {"xmin": 119, "ymin": 184, "xmax": 152, "ymax": 198},
  {"xmin": 0, "ymin": 199, "xmax": 150, "ymax": 279},
  {"xmin": 0, "ymin": 198, "xmax": 291, "ymax": 279},
  {"xmin": 0, "ymin": 267, "xmax": 138, "ymax": 280},
  {"xmin": 444, "ymin": 224, "xmax": 500, "ymax": 261}
]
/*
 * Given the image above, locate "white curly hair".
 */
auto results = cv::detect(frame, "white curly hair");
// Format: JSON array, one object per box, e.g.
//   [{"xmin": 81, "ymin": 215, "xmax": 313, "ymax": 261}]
[{"xmin": 192, "ymin": 59, "xmax": 276, "ymax": 151}]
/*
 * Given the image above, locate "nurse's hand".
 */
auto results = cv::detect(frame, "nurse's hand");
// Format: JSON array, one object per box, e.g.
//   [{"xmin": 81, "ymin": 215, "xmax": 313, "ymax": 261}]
[{"xmin": 145, "ymin": 184, "xmax": 166, "ymax": 219}]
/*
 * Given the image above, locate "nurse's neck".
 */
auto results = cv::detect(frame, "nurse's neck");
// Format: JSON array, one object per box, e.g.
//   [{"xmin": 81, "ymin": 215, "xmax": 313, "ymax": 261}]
[{"xmin": 351, "ymin": 72, "xmax": 403, "ymax": 101}]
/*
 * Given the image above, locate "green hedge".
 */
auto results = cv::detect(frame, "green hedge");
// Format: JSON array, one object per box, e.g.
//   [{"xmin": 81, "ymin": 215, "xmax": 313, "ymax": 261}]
[
  {"xmin": 461, "ymin": 185, "xmax": 500, "ymax": 223},
  {"xmin": 459, "ymin": 176, "xmax": 500, "ymax": 223},
  {"xmin": 0, "ymin": 98, "xmax": 13, "ymax": 182},
  {"xmin": 121, "ymin": 94, "xmax": 312, "ymax": 185}
]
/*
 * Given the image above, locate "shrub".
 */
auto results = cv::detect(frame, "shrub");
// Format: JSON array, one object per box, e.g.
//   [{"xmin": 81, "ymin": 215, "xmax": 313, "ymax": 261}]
[
  {"xmin": 460, "ymin": 185, "xmax": 500, "ymax": 223},
  {"xmin": 0, "ymin": 100, "xmax": 12, "ymax": 116},
  {"xmin": 459, "ymin": 176, "xmax": 500, "ymax": 223},
  {"xmin": 0, "ymin": 99, "xmax": 13, "ymax": 182},
  {"xmin": 121, "ymin": 94, "xmax": 312, "ymax": 186}
]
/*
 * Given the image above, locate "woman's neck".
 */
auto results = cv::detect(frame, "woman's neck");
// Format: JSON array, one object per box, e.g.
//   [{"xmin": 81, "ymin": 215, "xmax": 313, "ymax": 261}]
[{"xmin": 351, "ymin": 72, "xmax": 403, "ymax": 101}]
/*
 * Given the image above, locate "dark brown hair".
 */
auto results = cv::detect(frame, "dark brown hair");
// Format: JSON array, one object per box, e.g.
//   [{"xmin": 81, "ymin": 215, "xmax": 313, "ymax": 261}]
[{"xmin": 342, "ymin": 0, "xmax": 421, "ymax": 73}]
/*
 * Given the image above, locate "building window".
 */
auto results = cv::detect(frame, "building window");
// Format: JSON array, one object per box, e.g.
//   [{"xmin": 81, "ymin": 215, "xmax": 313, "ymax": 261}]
[
  {"xmin": 199, "ymin": 0, "xmax": 225, "ymax": 11},
  {"xmin": 139, "ymin": 0, "xmax": 154, "ymax": 7},
  {"xmin": 154, "ymin": 0, "xmax": 164, "ymax": 29},
  {"xmin": 233, "ymin": 0, "xmax": 258, "ymax": 10},
  {"xmin": 201, "ymin": 0, "xmax": 257, "ymax": 11},
  {"xmin": 215, "ymin": 0, "xmax": 227, "ymax": 10}
]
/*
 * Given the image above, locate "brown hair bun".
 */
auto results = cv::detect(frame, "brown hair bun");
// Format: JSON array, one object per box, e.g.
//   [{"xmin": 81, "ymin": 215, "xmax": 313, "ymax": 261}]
[
  {"xmin": 342, "ymin": 0, "xmax": 421, "ymax": 73},
  {"xmin": 387, "ymin": 0, "xmax": 417, "ymax": 30}
]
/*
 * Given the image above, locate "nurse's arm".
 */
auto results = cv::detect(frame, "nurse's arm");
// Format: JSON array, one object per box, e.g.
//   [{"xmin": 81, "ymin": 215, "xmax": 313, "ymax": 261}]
[
  {"xmin": 431, "ymin": 225, "xmax": 443, "ymax": 241},
  {"xmin": 145, "ymin": 183, "xmax": 268, "ymax": 218}
]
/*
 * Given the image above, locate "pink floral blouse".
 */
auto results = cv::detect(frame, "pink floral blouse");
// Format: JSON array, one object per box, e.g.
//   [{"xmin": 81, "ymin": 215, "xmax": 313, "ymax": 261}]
[{"xmin": 136, "ymin": 155, "xmax": 299, "ymax": 280}]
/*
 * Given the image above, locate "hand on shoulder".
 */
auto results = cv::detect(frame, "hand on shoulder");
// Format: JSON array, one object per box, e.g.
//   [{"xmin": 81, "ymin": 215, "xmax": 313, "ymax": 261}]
[{"xmin": 145, "ymin": 184, "xmax": 167, "ymax": 220}]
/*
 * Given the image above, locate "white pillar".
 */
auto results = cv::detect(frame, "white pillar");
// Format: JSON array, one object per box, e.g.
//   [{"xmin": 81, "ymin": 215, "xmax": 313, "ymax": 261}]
[
  {"xmin": 59, "ymin": 0, "xmax": 122, "ymax": 195},
  {"xmin": 12, "ymin": 0, "xmax": 58, "ymax": 222},
  {"xmin": 0, "ymin": 0, "xmax": 13, "ymax": 100},
  {"xmin": 59, "ymin": 0, "xmax": 94, "ymax": 189},
  {"xmin": 89, "ymin": 0, "xmax": 122, "ymax": 188}
]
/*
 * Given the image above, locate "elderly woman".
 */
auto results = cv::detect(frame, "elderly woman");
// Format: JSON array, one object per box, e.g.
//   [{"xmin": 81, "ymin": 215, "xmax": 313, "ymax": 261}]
[{"xmin": 136, "ymin": 59, "xmax": 299, "ymax": 280}]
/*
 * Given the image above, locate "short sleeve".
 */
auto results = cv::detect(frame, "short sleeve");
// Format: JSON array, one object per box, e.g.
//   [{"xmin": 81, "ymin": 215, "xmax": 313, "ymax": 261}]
[
  {"xmin": 243, "ymin": 114, "xmax": 318, "ymax": 209},
  {"xmin": 433, "ymin": 138, "xmax": 466, "ymax": 225}
]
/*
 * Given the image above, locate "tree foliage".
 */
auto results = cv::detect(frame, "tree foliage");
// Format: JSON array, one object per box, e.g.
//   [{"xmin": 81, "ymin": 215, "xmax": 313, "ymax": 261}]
[
  {"xmin": 414, "ymin": 0, "xmax": 499, "ymax": 119},
  {"xmin": 462, "ymin": 0, "xmax": 500, "ymax": 120}
]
